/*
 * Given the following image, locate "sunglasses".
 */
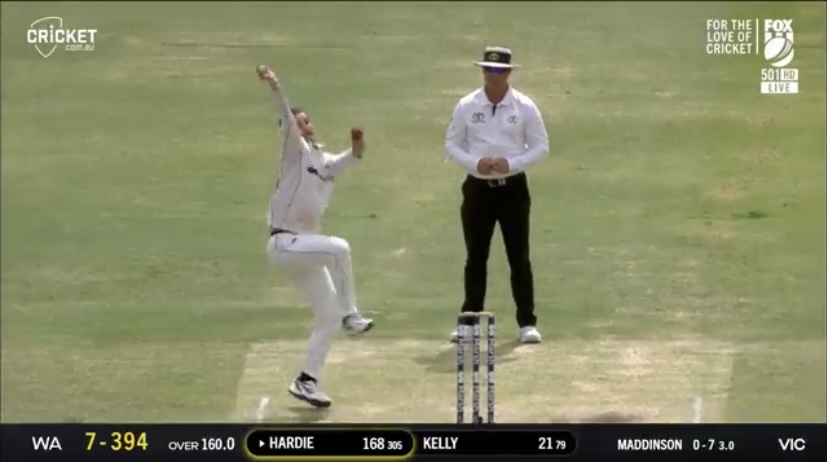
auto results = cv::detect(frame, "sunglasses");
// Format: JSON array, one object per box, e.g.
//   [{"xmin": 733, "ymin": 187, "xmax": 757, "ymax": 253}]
[{"xmin": 483, "ymin": 67, "xmax": 509, "ymax": 74}]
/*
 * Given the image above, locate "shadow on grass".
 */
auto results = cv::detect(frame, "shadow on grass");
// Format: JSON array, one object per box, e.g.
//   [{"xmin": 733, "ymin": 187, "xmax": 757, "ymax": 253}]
[
  {"xmin": 283, "ymin": 406, "xmax": 331, "ymax": 424},
  {"xmin": 543, "ymin": 411, "xmax": 644, "ymax": 423},
  {"xmin": 577, "ymin": 411, "xmax": 643, "ymax": 423},
  {"xmin": 413, "ymin": 340, "xmax": 524, "ymax": 373}
]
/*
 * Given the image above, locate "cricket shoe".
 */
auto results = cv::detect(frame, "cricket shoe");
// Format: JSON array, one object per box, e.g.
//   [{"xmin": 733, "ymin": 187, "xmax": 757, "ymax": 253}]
[
  {"xmin": 519, "ymin": 326, "xmax": 542, "ymax": 344},
  {"xmin": 288, "ymin": 378, "xmax": 332, "ymax": 408},
  {"xmin": 342, "ymin": 312, "xmax": 374, "ymax": 335},
  {"xmin": 449, "ymin": 325, "xmax": 474, "ymax": 344}
]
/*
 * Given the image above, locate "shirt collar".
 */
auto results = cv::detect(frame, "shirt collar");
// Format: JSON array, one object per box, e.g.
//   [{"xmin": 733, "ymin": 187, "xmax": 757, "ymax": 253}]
[
  {"xmin": 474, "ymin": 86, "xmax": 514, "ymax": 107},
  {"xmin": 303, "ymin": 138, "xmax": 324, "ymax": 150}
]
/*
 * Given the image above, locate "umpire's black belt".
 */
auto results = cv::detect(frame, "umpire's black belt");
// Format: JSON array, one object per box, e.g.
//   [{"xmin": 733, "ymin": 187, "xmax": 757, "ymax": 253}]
[
  {"xmin": 467, "ymin": 172, "xmax": 526, "ymax": 188},
  {"xmin": 270, "ymin": 228, "xmax": 296, "ymax": 236}
]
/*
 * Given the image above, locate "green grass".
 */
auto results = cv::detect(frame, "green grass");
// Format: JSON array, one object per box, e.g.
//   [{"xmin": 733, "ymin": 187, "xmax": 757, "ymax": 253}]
[{"xmin": 1, "ymin": 1, "xmax": 825, "ymax": 423}]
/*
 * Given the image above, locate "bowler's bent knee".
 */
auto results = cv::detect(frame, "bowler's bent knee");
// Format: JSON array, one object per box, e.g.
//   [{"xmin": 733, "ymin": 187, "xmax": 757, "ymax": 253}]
[{"xmin": 327, "ymin": 236, "xmax": 351, "ymax": 258}]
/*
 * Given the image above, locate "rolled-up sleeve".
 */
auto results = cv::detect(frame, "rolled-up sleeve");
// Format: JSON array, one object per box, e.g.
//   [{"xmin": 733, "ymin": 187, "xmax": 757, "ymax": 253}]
[
  {"xmin": 508, "ymin": 101, "xmax": 549, "ymax": 173},
  {"xmin": 444, "ymin": 102, "xmax": 479, "ymax": 174}
]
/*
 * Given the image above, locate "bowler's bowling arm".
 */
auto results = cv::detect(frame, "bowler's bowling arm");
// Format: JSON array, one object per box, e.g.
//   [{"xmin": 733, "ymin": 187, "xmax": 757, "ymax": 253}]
[{"xmin": 265, "ymin": 78, "xmax": 304, "ymax": 164}]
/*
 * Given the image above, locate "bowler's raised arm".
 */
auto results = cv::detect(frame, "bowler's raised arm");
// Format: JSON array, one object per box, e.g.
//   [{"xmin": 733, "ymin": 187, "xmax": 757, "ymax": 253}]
[{"xmin": 257, "ymin": 65, "xmax": 301, "ymax": 140}]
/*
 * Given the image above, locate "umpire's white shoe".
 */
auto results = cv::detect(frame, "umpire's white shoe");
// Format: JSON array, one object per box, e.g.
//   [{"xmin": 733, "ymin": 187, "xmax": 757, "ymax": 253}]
[
  {"xmin": 288, "ymin": 378, "xmax": 332, "ymax": 408},
  {"xmin": 519, "ymin": 326, "xmax": 542, "ymax": 344},
  {"xmin": 449, "ymin": 325, "xmax": 473, "ymax": 344},
  {"xmin": 342, "ymin": 313, "xmax": 374, "ymax": 334}
]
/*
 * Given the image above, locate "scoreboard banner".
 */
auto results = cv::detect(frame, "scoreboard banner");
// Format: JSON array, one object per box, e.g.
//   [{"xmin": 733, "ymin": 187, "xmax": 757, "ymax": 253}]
[{"xmin": 1, "ymin": 423, "xmax": 824, "ymax": 461}]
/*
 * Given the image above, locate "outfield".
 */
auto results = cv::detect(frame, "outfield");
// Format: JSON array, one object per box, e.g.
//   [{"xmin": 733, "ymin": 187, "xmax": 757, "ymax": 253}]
[{"xmin": 1, "ymin": 1, "xmax": 825, "ymax": 424}]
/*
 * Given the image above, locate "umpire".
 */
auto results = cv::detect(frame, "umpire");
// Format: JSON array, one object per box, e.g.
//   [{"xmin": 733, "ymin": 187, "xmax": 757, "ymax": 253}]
[{"xmin": 444, "ymin": 46, "xmax": 550, "ymax": 344}]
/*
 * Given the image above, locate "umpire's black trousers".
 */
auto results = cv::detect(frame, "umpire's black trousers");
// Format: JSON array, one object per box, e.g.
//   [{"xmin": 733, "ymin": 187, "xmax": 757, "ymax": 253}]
[{"xmin": 459, "ymin": 172, "xmax": 536, "ymax": 328}]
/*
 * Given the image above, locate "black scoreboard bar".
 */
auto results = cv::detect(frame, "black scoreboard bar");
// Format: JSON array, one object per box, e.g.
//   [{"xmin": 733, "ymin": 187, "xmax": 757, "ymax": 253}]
[
  {"xmin": 246, "ymin": 428, "xmax": 575, "ymax": 457},
  {"xmin": 1, "ymin": 424, "xmax": 824, "ymax": 461}
]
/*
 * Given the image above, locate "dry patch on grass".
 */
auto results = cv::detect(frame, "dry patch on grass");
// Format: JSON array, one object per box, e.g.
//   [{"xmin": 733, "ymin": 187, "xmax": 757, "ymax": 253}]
[
  {"xmin": 522, "ymin": 65, "xmax": 577, "ymax": 81},
  {"xmin": 740, "ymin": 147, "xmax": 782, "ymax": 165},
  {"xmin": 709, "ymin": 177, "xmax": 753, "ymax": 203},
  {"xmin": 681, "ymin": 220, "xmax": 737, "ymax": 243},
  {"xmin": 706, "ymin": 223, "xmax": 736, "ymax": 242},
  {"xmin": 102, "ymin": 59, "xmax": 241, "ymax": 82},
  {"xmin": 743, "ymin": 114, "xmax": 777, "ymax": 129},
  {"xmin": 795, "ymin": 30, "xmax": 826, "ymax": 47},
  {"xmin": 725, "ymin": 340, "xmax": 827, "ymax": 423},
  {"xmin": 438, "ymin": 87, "xmax": 479, "ymax": 97},
  {"xmin": 234, "ymin": 338, "xmax": 735, "ymax": 423},
  {"xmin": 164, "ymin": 31, "xmax": 297, "ymax": 48},
  {"xmin": 104, "ymin": 31, "xmax": 317, "ymax": 82},
  {"xmin": 389, "ymin": 248, "xmax": 408, "ymax": 258},
  {"xmin": 26, "ymin": 264, "xmax": 131, "ymax": 286}
]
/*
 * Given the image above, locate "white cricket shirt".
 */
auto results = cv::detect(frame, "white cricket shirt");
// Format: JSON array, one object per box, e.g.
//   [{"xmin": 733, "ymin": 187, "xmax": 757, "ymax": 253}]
[
  {"xmin": 267, "ymin": 85, "xmax": 358, "ymax": 234},
  {"xmin": 444, "ymin": 86, "xmax": 549, "ymax": 179}
]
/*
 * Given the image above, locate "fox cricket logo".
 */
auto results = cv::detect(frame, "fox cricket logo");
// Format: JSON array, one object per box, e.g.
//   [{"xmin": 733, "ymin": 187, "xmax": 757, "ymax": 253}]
[
  {"xmin": 27, "ymin": 16, "xmax": 97, "ymax": 58},
  {"xmin": 760, "ymin": 19, "xmax": 798, "ymax": 94},
  {"xmin": 763, "ymin": 19, "xmax": 794, "ymax": 67}
]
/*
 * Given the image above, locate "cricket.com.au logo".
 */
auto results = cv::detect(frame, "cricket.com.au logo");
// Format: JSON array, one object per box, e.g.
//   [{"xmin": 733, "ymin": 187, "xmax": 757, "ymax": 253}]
[
  {"xmin": 27, "ymin": 16, "xmax": 97, "ymax": 58},
  {"xmin": 705, "ymin": 18, "xmax": 798, "ymax": 94}
]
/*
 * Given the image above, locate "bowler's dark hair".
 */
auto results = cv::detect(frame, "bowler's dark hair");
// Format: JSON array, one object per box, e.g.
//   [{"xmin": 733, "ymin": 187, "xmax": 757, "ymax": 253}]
[{"xmin": 279, "ymin": 106, "xmax": 307, "ymax": 127}]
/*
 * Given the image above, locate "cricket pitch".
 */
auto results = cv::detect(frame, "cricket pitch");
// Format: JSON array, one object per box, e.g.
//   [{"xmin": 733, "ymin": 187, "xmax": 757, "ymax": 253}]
[{"xmin": 234, "ymin": 338, "xmax": 735, "ymax": 423}]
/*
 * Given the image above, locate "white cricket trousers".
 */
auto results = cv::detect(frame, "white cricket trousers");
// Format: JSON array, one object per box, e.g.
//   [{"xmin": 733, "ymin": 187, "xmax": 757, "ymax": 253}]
[{"xmin": 266, "ymin": 232, "xmax": 359, "ymax": 381}]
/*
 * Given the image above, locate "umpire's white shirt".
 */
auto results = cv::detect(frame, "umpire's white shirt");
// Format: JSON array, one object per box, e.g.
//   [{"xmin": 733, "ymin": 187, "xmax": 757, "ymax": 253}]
[{"xmin": 444, "ymin": 87, "xmax": 549, "ymax": 179}]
